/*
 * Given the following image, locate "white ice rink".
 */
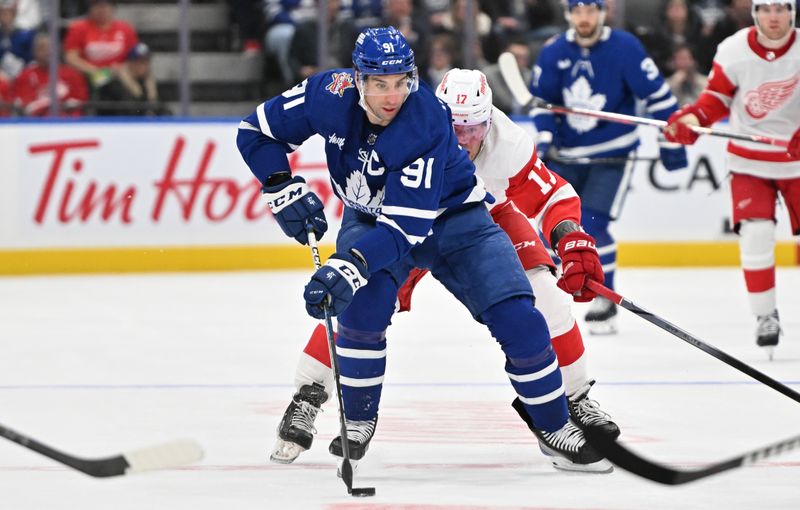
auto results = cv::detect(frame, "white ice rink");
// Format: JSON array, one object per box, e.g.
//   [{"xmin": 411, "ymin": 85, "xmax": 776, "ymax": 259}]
[{"xmin": 1, "ymin": 267, "xmax": 799, "ymax": 509}]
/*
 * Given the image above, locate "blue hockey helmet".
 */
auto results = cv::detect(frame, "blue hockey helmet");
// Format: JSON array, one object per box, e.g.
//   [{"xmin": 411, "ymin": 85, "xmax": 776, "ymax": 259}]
[
  {"xmin": 352, "ymin": 26, "xmax": 416, "ymax": 76},
  {"xmin": 566, "ymin": 0, "xmax": 605, "ymax": 10}
]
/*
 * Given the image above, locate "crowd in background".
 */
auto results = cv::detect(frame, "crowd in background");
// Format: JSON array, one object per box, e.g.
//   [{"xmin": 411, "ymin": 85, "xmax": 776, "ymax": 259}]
[{"xmin": 1, "ymin": 0, "xmax": 798, "ymax": 117}]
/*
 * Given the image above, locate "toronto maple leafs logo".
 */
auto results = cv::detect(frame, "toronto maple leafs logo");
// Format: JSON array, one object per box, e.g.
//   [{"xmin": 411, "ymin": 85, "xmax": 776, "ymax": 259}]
[
  {"xmin": 325, "ymin": 72, "xmax": 355, "ymax": 97},
  {"xmin": 563, "ymin": 77, "xmax": 606, "ymax": 133},
  {"xmin": 331, "ymin": 149, "xmax": 385, "ymax": 215},
  {"xmin": 744, "ymin": 74, "xmax": 799, "ymax": 120}
]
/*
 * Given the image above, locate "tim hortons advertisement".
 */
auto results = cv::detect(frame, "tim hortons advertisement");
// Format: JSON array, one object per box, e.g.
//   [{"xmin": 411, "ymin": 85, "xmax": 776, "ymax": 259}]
[{"xmin": 0, "ymin": 121, "xmax": 794, "ymax": 253}]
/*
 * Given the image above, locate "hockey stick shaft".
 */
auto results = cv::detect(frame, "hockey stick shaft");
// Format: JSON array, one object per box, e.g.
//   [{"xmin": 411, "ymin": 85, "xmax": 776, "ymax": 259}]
[
  {"xmin": 585, "ymin": 280, "xmax": 800, "ymax": 404},
  {"xmin": 497, "ymin": 52, "xmax": 790, "ymax": 149},
  {"xmin": 550, "ymin": 155, "xmax": 660, "ymax": 165},
  {"xmin": 306, "ymin": 225, "xmax": 358, "ymax": 495},
  {"xmin": 584, "ymin": 426, "xmax": 800, "ymax": 485},
  {"xmin": 0, "ymin": 423, "xmax": 203, "ymax": 477}
]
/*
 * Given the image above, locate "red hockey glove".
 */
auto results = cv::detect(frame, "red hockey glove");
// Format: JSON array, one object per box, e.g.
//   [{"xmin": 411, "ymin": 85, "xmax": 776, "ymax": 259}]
[
  {"xmin": 664, "ymin": 106, "xmax": 703, "ymax": 145},
  {"xmin": 789, "ymin": 127, "xmax": 800, "ymax": 159},
  {"xmin": 556, "ymin": 231, "xmax": 604, "ymax": 303}
]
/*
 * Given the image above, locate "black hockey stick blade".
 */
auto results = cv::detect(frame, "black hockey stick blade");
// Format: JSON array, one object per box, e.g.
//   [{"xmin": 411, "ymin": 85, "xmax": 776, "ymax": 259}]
[
  {"xmin": 585, "ymin": 280, "xmax": 800, "ymax": 405},
  {"xmin": 1, "ymin": 423, "xmax": 203, "ymax": 477},
  {"xmin": 584, "ymin": 427, "xmax": 800, "ymax": 485}
]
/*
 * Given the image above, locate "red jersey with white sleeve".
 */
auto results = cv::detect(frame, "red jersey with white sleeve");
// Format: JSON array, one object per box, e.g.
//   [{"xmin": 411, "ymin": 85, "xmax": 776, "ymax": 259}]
[
  {"xmin": 12, "ymin": 62, "xmax": 89, "ymax": 117},
  {"xmin": 695, "ymin": 27, "xmax": 800, "ymax": 178},
  {"xmin": 63, "ymin": 19, "xmax": 139, "ymax": 68},
  {"xmin": 476, "ymin": 106, "xmax": 581, "ymax": 269}
]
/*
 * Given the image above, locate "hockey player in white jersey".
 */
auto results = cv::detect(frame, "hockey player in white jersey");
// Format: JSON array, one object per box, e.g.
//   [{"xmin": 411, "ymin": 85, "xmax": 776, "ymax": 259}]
[
  {"xmin": 665, "ymin": 0, "xmax": 800, "ymax": 358},
  {"xmin": 530, "ymin": 0, "xmax": 689, "ymax": 334},
  {"xmin": 271, "ymin": 68, "xmax": 619, "ymax": 473}
]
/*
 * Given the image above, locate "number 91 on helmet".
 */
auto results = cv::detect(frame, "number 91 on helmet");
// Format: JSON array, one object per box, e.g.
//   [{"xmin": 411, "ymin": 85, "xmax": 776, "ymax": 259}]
[{"xmin": 352, "ymin": 26, "xmax": 419, "ymax": 98}]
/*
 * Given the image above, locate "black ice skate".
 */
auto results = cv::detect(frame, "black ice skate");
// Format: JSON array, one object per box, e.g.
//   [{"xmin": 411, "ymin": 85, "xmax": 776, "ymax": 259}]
[
  {"xmin": 511, "ymin": 398, "xmax": 612, "ymax": 473},
  {"xmin": 756, "ymin": 310, "xmax": 782, "ymax": 361},
  {"xmin": 329, "ymin": 416, "xmax": 378, "ymax": 475},
  {"xmin": 585, "ymin": 296, "xmax": 617, "ymax": 335},
  {"xmin": 568, "ymin": 380, "xmax": 620, "ymax": 440},
  {"xmin": 269, "ymin": 383, "xmax": 328, "ymax": 464}
]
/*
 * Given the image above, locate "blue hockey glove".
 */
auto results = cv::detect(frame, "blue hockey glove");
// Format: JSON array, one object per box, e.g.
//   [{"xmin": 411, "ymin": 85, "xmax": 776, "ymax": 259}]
[
  {"xmin": 304, "ymin": 251, "xmax": 370, "ymax": 319},
  {"xmin": 658, "ymin": 139, "xmax": 688, "ymax": 171},
  {"xmin": 262, "ymin": 174, "xmax": 327, "ymax": 245}
]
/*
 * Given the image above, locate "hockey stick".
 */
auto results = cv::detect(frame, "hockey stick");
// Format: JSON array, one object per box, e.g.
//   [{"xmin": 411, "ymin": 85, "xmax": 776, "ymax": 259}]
[
  {"xmin": 549, "ymin": 155, "xmax": 660, "ymax": 165},
  {"xmin": 0, "ymin": 422, "xmax": 203, "ymax": 478},
  {"xmin": 306, "ymin": 225, "xmax": 376, "ymax": 498},
  {"xmin": 584, "ymin": 280, "xmax": 800, "ymax": 404},
  {"xmin": 584, "ymin": 426, "xmax": 800, "ymax": 485},
  {"xmin": 497, "ymin": 52, "xmax": 790, "ymax": 149}
]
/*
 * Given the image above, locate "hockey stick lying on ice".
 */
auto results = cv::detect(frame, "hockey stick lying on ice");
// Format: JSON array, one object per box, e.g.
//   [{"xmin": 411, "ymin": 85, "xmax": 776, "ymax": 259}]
[
  {"xmin": 584, "ymin": 425, "xmax": 800, "ymax": 485},
  {"xmin": 0, "ymin": 422, "xmax": 203, "ymax": 478},
  {"xmin": 584, "ymin": 280, "xmax": 800, "ymax": 404},
  {"xmin": 497, "ymin": 52, "xmax": 790, "ymax": 149},
  {"xmin": 306, "ymin": 225, "xmax": 376, "ymax": 498}
]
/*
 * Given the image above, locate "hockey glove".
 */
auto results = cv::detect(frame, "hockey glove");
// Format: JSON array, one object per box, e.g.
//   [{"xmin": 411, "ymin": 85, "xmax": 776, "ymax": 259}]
[
  {"xmin": 664, "ymin": 106, "xmax": 705, "ymax": 145},
  {"xmin": 789, "ymin": 127, "xmax": 800, "ymax": 159},
  {"xmin": 556, "ymin": 231, "xmax": 604, "ymax": 303},
  {"xmin": 659, "ymin": 139, "xmax": 688, "ymax": 171},
  {"xmin": 303, "ymin": 251, "xmax": 370, "ymax": 319},
  {"xmin": 262, "ymin": 174, "xmax": 327, "ymax": 245}
]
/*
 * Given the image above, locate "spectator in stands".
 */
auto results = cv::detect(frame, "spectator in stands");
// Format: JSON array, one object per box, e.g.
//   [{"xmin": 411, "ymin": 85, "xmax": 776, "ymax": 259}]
[
  {"xmin": 287, "ymin": 0, "xmax": 355, "ymax": 82},
  {"xmin": 424, "ymin": 32, "xmax": 455, "ymax": 86},
  {"xmin": 666, "ymin": 43, "xmax": 707, "ymax": 105},
  {"xmin": 436, "ymin": 0, "xmax": 493, "ymax": 64},
  {"xmin": 0, "ymin": 69, "xmax": 12, "ymax": 115},
  {"xmin": 12, "ymin": 0, "xmax": 41, "ymax": 30},
  {"xmin": 637, "ymin": 0, "xmax": 705, "ymax": 77},
  {"xmin": 381, "ymin": 0, "xmax": 432, "ymax": 70},
  {"xmin": 12, "ymin": 31, "xmax": 88, "ymax": 116},
  {"xmin": 0, "ymin": 0, "xmax": 36, "ymax": 79},
  {"xmin": 481, "ymin": 37, "xmax": 531, "ymax": 114},
  {"xmin": 96, "ymin": 41, "xmax": 168, "ymax": 116},
  {"xmin": 63, "ymin": 0, "xmax": 139, "ymax": 91},
  {"xmin": 695, "ymin": 0, "xmax": 753, "ymax": 72},
  {"xmin": 262, "ymin": 0, "xmax": 317, "ymax": 87},
  {"xmin": 229, "ymin": 0, "xmax": 263, "ymax": 56}
]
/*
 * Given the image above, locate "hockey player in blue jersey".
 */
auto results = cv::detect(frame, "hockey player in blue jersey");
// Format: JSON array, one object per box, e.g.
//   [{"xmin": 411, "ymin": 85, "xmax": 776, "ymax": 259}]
[
  {"xmin": 530, "ymin": 0, "xmax": 688, "ymax": 334},
  {"xmin": 237, "ymin": 26, "xmax": 611, "ymax": 473}
]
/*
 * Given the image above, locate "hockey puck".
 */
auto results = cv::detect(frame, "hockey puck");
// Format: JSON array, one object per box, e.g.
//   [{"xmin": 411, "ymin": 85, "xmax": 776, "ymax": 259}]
[{"xmin": 351, "ymin": 487, "xmax": 376, "ymax": 497}]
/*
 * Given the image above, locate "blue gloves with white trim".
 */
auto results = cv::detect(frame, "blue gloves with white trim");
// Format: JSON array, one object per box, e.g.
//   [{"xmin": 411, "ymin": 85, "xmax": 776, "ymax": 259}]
[
  {"xmin": 304, "ymin": 251, "xmax": 370, "ymax": 319},
  {"xmin": 262, "ymin": 174, "xmax": 327, "ymax": 245},
  {"xmin": 658, "ymin": 138, "xmax": 689, "ymax": 171}
]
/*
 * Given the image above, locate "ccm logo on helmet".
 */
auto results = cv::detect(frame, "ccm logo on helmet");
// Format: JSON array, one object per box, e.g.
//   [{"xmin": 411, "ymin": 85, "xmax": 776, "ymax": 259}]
[
  {"xmin": 381, "ymin": 59, "xmax": 403, "ymax": 65},
  {"xmin": 564, "ymin": 239, "xmax": 596, "ymax": 250}
]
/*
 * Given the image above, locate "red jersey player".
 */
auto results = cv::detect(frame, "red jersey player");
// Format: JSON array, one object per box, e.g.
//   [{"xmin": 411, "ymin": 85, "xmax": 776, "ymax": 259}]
[
  {"xmin": 665, "ymin": 0, "xmax": 800, "ymax": 359},
  {"xmin": 270, "ymin": 69, "xmax": 619, "ymax": 468}
]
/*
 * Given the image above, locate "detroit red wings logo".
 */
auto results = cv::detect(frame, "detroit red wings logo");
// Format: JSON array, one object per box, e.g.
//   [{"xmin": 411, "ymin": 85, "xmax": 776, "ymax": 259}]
[
  {"xmin": 744, "ymin": 74, "xmax": 799, "ymax": 119},
  {"xmin": 325, "ymin": 72, "xmax": 355, "ymax": 97}
]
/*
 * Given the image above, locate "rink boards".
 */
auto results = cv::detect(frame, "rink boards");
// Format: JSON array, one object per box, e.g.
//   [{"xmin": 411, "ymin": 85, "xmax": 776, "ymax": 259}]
[{"xmin": 0, "ymin": 118, "xmax": 797, "ymax": 274}]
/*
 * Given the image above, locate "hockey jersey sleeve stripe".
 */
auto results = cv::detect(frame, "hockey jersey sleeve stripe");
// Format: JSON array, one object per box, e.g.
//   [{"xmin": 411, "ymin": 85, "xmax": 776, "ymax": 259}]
[
  {"xmin": 380, "ymin": 205, "xmax": 438, "ymax": 219},
  {"xmin": 340, "ymin": 375, "xmax": 384, "ymax": 388},
  {"xmin": 647, "ymin": 82, "xmax": 671, "ymax": 100},
  {"xmin": 376, "ymin": 216, "xmax": 428, "ymax": 245},
  {"xmin": 534, "ymin": 185, "xmax": 580, "ymax": 234},
  {"xmin": 238, "ymin": 120, "xmax": 259, "ymax": 132},
  {"xmin": 558, "ymin": 131, "xmax": 640, "ymax": 158},
  {"xmin": 336, "ymin": 346, "xmax": 387, "ymax": 359},
  {"xmin": 517, "ymin": 383, "xmax": 565, "ymax": 405},
  {"xmin": 506, "ymin": 358, "xmax": 559, "ymax": 382},
  {"xmin": 728, "ymin": 142, "xmax": 800, "ymax": 162},
  {"xmin": 255, "ymin": 102, "xmax": 300, "ymax": 150},
  {"xmin": 707, "ymin": 90, "xmax": 733, "ymax": 108},
  {"xmin": 646, "ymin": 96, "xmax": 677, "ymax": 114}
]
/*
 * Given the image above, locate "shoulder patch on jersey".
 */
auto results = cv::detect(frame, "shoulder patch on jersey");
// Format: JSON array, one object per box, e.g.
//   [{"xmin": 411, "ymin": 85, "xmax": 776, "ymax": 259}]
[{"xmin": 325, "ymin": 72, "xmax": 355, "ymax": 97}]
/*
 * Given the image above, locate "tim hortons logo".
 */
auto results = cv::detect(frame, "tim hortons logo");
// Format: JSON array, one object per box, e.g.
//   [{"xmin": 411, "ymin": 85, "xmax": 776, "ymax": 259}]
[
  {"xmin": 325, "ymin": 72, "xmax": 355, "ymax": 97},
  {"xmin": 27, "ymin": 137, "xmax": 337, "ymax": 225},
  {"xmin": 744, "ymin": 74, "xmax": 799, "ymax": 119}
]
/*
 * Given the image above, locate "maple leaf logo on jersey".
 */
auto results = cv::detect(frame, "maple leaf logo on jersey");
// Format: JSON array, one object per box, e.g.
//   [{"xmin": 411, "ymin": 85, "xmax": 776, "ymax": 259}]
[
  {"xmin": 563, "ymin": 77, "xmax": 606, "ymax": 133},
  {"xmin": 744, "ymin": 74, "xmax": 799, "ymax": 119},
  {"xmin": 332, "ymin": 170, "xmax": 385, "ymax": 216},
  {"xmin": 325, "ymin": 72, "xmax": 355, "ymax": 97}
]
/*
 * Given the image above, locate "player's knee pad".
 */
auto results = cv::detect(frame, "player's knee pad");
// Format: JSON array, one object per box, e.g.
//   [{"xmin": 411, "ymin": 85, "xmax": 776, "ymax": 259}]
[
  {"xmin": 480, "ymin": 296, "xmax": 552, "ymax": 365},
  {"xmin": 526, "ymin": 267, "xmax": 575, "ymax": 337}
]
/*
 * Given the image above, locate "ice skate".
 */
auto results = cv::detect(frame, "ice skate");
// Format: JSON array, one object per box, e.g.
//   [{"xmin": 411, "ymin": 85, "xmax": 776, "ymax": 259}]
[
  {"xmin": 269, "ymin": 383, "xmax": 328, "ymax": 464},
  {"xmin": 568, "ymin": 380, "xmax": 620, "ymax": 439},
  {"xmin": 585, "ymin": 296, "xmax": 617, "ymax": 335},
  {"xmin": 329, "ymin": 416, "xmax": 378, "ymax": 477},
  {"xmin": 511, "ymin": 398, "xmax": 612, "ymax": 473},
  {"xmin": 756, "ymin": 310, "xmax": 782, "ymax": 361}
]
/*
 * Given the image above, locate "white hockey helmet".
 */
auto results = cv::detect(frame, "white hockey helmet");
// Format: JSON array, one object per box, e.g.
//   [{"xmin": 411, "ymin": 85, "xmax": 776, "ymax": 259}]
[
  {"xmin": 435, "ymin": 68, "xmax": 493, "ymax": 125},
  {"xmin": 751, "ymin": 0, "xmax": 796, "ymax": 31}
]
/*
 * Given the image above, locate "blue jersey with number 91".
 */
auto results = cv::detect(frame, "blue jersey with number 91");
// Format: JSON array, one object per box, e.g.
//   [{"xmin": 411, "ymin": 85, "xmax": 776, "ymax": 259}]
[{"xmin": 237, "ymin": 69, "xmax": 488, "ymax": 272}]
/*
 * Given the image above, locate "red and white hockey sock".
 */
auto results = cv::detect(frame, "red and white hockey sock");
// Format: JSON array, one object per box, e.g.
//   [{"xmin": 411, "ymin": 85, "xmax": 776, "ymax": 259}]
[
  {"xmin": 551, "ymin": 322, "xmax": 588, "ymax": 397},
  {"xmin": 739, "ymin": 220, "xmax": 777, "ymax": 316},
  {"xmin": 294, "ymin": 323, "xmax": 334, "ymax": 397}
]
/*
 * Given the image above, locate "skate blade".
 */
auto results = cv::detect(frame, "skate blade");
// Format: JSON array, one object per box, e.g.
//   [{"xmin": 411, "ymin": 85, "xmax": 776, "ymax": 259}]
[
  {"xmin": 586, "ymin": 319, "xmax": 617, "ymax": 336},
  {"xmin": 336, "ymin": 458, "xmax": 359, "ymax": 478},
  {"xmin": 550, "ymin": 456, "xmax": 614, "ymax": 474},
  {"xmin": 269, "ymin": 438, "xmax": 306, "ymax": 464}
]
